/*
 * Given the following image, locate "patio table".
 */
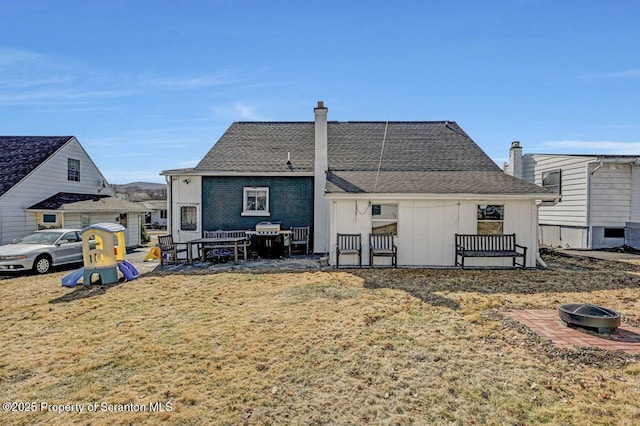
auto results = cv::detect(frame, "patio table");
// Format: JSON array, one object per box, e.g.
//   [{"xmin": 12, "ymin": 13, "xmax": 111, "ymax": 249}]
[{"xmin": 187, "ymin": 236, "xmax": 248, "ymax": 265}]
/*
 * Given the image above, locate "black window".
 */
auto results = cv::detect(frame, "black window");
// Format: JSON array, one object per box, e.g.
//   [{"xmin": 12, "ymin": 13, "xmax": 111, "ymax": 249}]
[
  {"xmin": 604, "ymin": 228, "xmax": 625, "ymax": 239},
  {"xmin": 542, "ymin": 170, "xmax": 561, "ymax": 194}
]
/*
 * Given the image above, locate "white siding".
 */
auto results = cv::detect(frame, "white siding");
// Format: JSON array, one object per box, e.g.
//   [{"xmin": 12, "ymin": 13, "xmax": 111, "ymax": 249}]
[
  {"xmin": 329, "ymin": 197, "xmax": 539, "ymax": 268},
  {"xmin": 630, "ymin": 166, "xmax": 640, "ymax": 222},
  {"xmin": 64, "ymin": 212, "xmax": 143, "ymax": 247},
  {"xmin": 169, "ymin": 175, "xmax": 202, "ymax": 243},
  {"xmin": 590, "ymin": 163, "xmax": 631, "ymax": 227},
  {"xmin": 522, "ymin": 154, "xmax": 594, "ymax": 227},
  {"xmin": 0, "ymin": 138, "xmax": 114, "ymax": 244}
]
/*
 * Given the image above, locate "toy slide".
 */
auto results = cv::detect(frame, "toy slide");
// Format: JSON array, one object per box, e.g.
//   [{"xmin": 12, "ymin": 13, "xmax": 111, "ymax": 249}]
[
  {"xmin": 118, "ymin": 260, "xmax": 140, "ymax": 281},
  {"xmin": 144, "ymin": 246, "xmax": 161, "ymax": 262},
  {"xmin": 62, "ymin": 267, "xmax": 84, "ymax": 287}
]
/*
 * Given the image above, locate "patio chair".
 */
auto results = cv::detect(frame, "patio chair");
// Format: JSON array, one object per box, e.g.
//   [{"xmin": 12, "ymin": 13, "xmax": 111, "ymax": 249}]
[
  {"xmin": 157, "ymin": 234, "xmax": 189, "ymax": 266},
  {"xmin": 369, "ymin": 233, "xmax": 397, "ymax": 268},
  {"xmin": 336, "ymin": 233, "xmax": 362, "ymax": 268},
  {"xmin": 289, "ymin": 226, "xmax": 310, "ymax": 255}
]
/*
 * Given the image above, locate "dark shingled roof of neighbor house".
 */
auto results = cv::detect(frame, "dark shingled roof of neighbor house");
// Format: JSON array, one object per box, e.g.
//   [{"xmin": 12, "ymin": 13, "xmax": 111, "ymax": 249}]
[
  {"xmin": 191, "ymin": 121, "xmax": 553, "ymax": 196},
  {"xmin": 0, "ymin": 136, "xmax": 73, "ymax": 197},
  {"xmin": 28, "ymin": 192, "xmax": 149, "ymax": 212}
]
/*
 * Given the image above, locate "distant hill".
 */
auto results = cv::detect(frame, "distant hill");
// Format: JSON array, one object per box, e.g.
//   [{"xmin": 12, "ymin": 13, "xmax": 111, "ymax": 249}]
[
  {"xmin": 112, "ymin": 182, "xmax": 167, "ymax": 201},
  {"xmin": 115, "ymin": 182, "xmax": 166, "ymax": 191}
]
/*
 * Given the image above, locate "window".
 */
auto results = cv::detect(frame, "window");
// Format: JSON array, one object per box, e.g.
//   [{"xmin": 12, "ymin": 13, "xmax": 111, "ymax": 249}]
[
  {"xmin": 68, "ymin": 158, "xmax": 80, "ymax": 181},
  {"xmin": 477, "ymin": 205, "xmax": 504, "ymax": 235},
  {"xmin": 180, "ymin": 205, "xmax": 197, "ymax": 231},
  {"xmin": 43, "ymin": 214, "xmax": 57, "ymax": 223},
  {"xmin": 604, "ymin": 228, "xmax": 625, "ymax": 239},
  {"xmin": 542, "ymin": 170, "xmax": 561, "ymax": 194},
  {"xmin": 62, "ymin": 232, "xmax": 80, "ymax": 243},
  {"xmin": 81, "ymin": 214, "xmax": 91, "ymax": 227},
  {"xmin": 371, "ymin": 203, "xmax": 398, "ymax": 235},
  {"xmin": 160, "ymin": 210, "xmax": 167, "ymax": 219},
  {"xmin": 242, "ymin": 187, "xmax": 270, "ymax": 216}
]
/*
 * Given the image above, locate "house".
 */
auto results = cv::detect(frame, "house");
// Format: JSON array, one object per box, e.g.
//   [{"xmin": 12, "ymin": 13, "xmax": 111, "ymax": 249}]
[
  {"xmin": 140, "ymin": 200, "xmax": 168, "ymax": 229},
  {"xmin": 504, "ymin": 141, "xmax": 640, "ymax": 249},
  {"xmin": 0, "ymin": 136, "xmax": 147, "ymax": 247},
  {"xmin": 161, "ymin": 102, "xmax": 556, "ymax": 267}
]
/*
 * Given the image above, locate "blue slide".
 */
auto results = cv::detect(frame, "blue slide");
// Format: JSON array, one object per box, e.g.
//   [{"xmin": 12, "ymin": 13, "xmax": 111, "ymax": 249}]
[
  {"xmin": 118, "ymin": 260, "xmax": 140, "ymax": 281},
  {"xmin": 61, "ymin": 267, "xmax": 84, "ymax": 287}
]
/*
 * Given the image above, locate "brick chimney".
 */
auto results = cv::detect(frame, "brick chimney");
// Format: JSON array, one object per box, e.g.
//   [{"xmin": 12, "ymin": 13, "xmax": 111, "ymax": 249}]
[
  {"xmin": 314, "ymin": 101, "xmax": 329, "ymax": 253},
  {"xmin": 506, "ymin": 141, "xmax": 523, "ymax": 179}
]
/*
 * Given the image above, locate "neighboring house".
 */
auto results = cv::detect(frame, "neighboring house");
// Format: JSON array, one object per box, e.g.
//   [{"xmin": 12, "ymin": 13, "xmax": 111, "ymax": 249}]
[
  {"xmin": 504, "ymin": 141, "xmax": 640, "ymax": 249},
  {"xmin": 161, "ymin": 103, "xmax": 556, "ymax": 267},
  {"xmin": 140, "ymin": 200, "xmax": 168, "ymax": 228},
  {"xmin": 0, "ymin": 136, "xmax": 147, "ymax": 247}
]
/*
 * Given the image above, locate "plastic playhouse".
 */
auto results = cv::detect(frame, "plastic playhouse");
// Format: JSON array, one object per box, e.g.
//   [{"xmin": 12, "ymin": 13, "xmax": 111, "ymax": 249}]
[{"xmin": 62, "ymin": 222, "xmax": 140, "ymax": 287}]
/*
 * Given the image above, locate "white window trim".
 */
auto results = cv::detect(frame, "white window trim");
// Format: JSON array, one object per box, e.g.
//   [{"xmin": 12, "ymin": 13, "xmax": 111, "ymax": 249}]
[
  {"xmin": 241, "ymin": 187, "xmax": 270, "ymax": 217},
  {"xmin": 371, "ymin": 203, "xmax": 398, "ymax": 235},
  {"xmin": 476, "ymin": 204, "xmax": 505, "ymax": 235},
  {"xmin": 68, "ymin": 158, "xmax": 81, "ymax": 182}
]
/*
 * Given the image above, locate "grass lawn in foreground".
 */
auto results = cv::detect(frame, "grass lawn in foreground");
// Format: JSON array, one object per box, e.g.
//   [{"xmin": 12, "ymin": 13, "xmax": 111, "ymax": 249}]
[{"xmin": 1, "ymin": 252, "xmax": 639, "ymax": 425}]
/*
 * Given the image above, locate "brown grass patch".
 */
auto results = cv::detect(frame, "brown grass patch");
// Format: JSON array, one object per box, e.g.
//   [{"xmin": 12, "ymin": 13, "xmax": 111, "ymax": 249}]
[{"xmin": 1, "ymin": 252, "xmax": 640, "ymax": 424}]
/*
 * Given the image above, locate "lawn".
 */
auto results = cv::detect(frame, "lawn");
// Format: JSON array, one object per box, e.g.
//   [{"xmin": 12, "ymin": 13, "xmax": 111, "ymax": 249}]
[{"xmin": 1, "ymin": 252, "xmax": 639, "ymax": 425}]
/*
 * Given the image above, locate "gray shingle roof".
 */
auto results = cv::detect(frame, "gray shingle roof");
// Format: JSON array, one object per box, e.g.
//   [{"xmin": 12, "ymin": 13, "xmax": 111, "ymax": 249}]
[
  {"xmin": 326, "ymin": 170, "xmax": 553, "ymax": 195},
  {"xmin": 328, "ymin": 121, "xmax": 500, "ymax": 172},
  {"xmin": 195, "ymin": 122, "xmax": 315, "ymax": 173},
  {"xmin": 28, "ymin": 192, "xmax": 148, "ymax": 212},
  {"xmin": 187, "ymin": 121, "xmax": 553, "ymax": 196},
  {"xmin": 193, "ymin": 121, "xmax": 500, "ymax": 174},
  {"xmin": 0, "ymin": 136, "xmax": 73, "ymax": 197}
]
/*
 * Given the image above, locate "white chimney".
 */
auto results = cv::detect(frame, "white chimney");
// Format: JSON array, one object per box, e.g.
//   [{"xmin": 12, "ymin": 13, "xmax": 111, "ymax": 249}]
[
  {"xmin": 313, "ymin": 101, "xmax": 329, "ymax": 254},
  {"xmin": 506, "ymin": 141, "xmax": 523, "ymax": 179}
]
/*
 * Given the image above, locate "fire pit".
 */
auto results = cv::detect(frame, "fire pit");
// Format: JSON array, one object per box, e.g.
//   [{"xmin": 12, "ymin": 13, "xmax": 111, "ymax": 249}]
[{"xmin": 559, "ymin": 303, "xmax": 621, "ymax": 334}]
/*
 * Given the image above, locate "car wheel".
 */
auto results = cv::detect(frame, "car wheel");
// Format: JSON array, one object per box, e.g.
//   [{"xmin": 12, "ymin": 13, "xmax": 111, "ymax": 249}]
[{"xmin": 33, "ymin": 255, "xmax": 52, "ymax": 274}]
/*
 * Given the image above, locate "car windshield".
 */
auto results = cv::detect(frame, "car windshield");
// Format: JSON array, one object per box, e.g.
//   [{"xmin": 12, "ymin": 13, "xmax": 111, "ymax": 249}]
[{"xmin": 15, "ymin": 232, "xmax": 62, "ymax": 245}]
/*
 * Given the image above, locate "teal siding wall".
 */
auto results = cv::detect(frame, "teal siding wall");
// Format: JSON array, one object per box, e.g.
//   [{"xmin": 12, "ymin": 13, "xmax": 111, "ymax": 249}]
[{"xmin": 202, "ymin": 176, "xmax": 314, "ymax": 231}]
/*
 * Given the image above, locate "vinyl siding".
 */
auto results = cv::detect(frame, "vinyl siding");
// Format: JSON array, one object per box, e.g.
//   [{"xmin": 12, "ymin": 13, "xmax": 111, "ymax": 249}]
[
  {"xmin": 522, "ymin": 154, "xmax": 594, "ymax": 227},
  {"xmin": 0, "ymin": 138, "xmax": 114, "ymax": 244},
  {"xmin": 330, "ymin": 198, "xmax": 538, "ymax": 267},
  {"xmin": 590, "ymin": 164, "xmax": 631, "ymax": 227},
  {"xmin": 630, "ymin": 166, "xmax": 640, "ymax": 222},
  {"xmin": 64, "ymin": 212, "xmax": 143, "ymax": 247}
]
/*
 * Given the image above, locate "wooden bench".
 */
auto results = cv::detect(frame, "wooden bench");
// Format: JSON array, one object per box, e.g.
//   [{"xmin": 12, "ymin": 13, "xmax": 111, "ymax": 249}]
[
  {"xmin": 336, "ymin": 233, "xmax": 362, "ymax": 268},
  {"xmin": 203, "ymin": 230, "xmax": 251, "ymax": 260},
  {"xmin": 455, "ymin": 233, "xmax": 527, "ymax": 269},
  {"xmin": 369, "ymin": 233, "xmax": 397, "ymax": 268}
]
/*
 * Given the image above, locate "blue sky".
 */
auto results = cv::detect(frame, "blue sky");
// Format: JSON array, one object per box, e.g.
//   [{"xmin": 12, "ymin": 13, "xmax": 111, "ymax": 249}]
[{"xmin": 1, "ymin": 0, "xmax": 639, "ymax": 184}]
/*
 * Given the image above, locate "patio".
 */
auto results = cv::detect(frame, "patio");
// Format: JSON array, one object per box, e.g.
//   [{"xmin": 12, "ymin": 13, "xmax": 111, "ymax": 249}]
[{"xmin": 504, "ymin": 309, "xmax": 640, "ymax": 355}]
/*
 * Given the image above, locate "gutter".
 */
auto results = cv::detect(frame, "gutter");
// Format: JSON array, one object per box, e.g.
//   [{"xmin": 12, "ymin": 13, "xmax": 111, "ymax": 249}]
[{"xmin": 325, "ymin": 192, "xmax": 558, "ymax": 201}]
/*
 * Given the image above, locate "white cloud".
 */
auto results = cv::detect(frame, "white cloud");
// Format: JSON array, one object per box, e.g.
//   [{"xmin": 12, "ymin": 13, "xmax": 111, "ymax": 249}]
[
  {"xmin": 0, "ymin": 47, "xmax": 45, "ymax": 67},
  {"xmin": 577, "ymin": 69, "xmax": 640, "ymax": 79},
  {"xmin": 0, "ymin": 87, "xmax": 132, "ymax": 104},
  {"xmin": 533, "ymin": 140, "xmax": 640, "ymax": 155},
  {"xmin": 212, "ymin": 101, "xmax": 267, "ymax": 121},
  {"xmin": 147, "ymin": 71, "xmax": 239, "ymax": 89}
]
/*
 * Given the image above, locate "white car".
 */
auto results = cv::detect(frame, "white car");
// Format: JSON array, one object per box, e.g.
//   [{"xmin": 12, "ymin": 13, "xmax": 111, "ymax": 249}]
[{"xmin": 0, "ymin": 229, "xmax": 84, "ymax": 274}]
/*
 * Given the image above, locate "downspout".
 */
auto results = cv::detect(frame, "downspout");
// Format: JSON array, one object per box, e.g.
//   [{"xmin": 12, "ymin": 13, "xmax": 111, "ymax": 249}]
[
  {"xmin": 535, "ymin": 199, "xmax": 560, "ymax": 269},
  {"xmin": 165, "ymin": 175, "xmax": 172, "ymax": 236},
  {"xmin": 586, "ymin": 159, "xmax": 603, "ymax": 249}
]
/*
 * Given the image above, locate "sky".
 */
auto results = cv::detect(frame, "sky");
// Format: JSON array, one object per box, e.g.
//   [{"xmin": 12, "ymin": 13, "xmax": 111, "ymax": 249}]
[{"xmin": 1, "ymin": 0, "xmax": 639, "ymax": 184}]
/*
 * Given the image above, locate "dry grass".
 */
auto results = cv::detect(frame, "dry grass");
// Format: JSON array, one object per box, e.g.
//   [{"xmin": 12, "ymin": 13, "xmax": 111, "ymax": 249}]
[{"xmin": 1, "ymin": 252, "xmax": 640, "ymax": 425}]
